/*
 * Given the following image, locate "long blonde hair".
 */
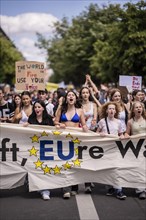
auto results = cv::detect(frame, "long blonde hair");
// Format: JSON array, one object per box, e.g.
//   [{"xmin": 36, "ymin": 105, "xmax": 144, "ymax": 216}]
[{"xmin": 130, "ymin": 101, "xmax": 146, "ymax": 119}]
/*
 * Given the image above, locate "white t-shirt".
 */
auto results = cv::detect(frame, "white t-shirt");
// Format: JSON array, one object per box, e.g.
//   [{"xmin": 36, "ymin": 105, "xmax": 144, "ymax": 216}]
[
  {"xmin": 98, "ymin": 117, "xmax": 125, "ymax": 135},
  {"xmin": 44, "ymin": 100, "xmax": 54, "ymax": 116}
]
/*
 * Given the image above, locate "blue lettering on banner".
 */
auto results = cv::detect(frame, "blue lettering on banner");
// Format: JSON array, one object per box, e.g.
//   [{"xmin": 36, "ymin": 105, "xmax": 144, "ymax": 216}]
[
  {"xmin": 40, "ymin": 140, "xmax": 54, "ymax": 160},
  {"xmin": 57, "ymin": 141, "xmax": 74, "ymax": 160},
  {"xmin": 40, "ymin": 140, "xmax": 75, "ymax": 161}
]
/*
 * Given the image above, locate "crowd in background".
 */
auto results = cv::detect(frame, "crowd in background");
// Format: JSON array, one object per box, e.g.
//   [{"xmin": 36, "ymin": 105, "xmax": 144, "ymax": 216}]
[{"xmin": 0, "ymin": 75, "xmax": 146, "ymax": 200}]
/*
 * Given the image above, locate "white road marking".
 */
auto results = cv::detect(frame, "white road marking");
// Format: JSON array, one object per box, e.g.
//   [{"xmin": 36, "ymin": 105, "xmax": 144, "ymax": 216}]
[{"xmin": 75, "ymin": 185, "xmax": 100, "ymax": 220}]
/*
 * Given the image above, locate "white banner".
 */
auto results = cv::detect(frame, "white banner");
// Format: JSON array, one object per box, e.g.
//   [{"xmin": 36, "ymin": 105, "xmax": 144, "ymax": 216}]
[{"xmin": 0, "ymin": 123, "xmax": 145, "ymax": 191}]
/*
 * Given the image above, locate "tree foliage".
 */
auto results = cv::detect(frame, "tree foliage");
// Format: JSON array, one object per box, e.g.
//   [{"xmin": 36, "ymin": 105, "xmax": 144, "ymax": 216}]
[
  {"xmin": 0, "ymin": 36, "xmax": 24, "ymax": 85},
  {"xmin": 36, "ymin": 1, "xmax": 146, "ymax": 86}
]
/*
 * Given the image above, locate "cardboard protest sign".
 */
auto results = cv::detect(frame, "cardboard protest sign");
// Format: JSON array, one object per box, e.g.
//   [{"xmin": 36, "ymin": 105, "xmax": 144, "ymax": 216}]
[{"xmin": 15, "ymin": 61, "xmax": 46, "ymax": 91}]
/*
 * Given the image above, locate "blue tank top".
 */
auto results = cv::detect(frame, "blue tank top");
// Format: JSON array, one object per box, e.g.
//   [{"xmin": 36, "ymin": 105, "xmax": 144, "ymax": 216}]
[{"xmin": 60, "ymin": 110, "xmax": 80, "ymax": 123}]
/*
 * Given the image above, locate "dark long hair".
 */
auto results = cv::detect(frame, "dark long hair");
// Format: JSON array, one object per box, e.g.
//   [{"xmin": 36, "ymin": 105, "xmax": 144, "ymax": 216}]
[
  {"xmin": 61, "ymin": 90, "xmax": 82, "ymax": 113},
  {"xmin": 21, "ymin": 91, "xmax": 32, "ymax": 107},
  {"xmin": 79, "ymin": 86, "xmax": 93, "ymax": 102},
  {"xmin": 29, "ymin": 100, "xmax": 53, "ymax": 124},
  {"xmin": 12, "ymin": 94, "xmax": 22, "ymax": 110}
]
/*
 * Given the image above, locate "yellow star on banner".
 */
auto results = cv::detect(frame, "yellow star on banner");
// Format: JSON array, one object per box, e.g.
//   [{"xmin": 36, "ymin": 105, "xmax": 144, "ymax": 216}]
[
  {"xmin": 52, "ymin": 130, "xmax": 62, "ymax": 135},
  {"xmin": 42, "ymin": 165, "xmax": 51, "ymax": 174},
  {"xmin": 62, "ymin": 162, "xmax": 72, "ymax": 170},
  {"xmin": 28, "ymin": 146, "xmax": 38, "ymax": 156},
  {"xmin": 72, "ymin": 138, "xmax": 81, "ymax": 144},
  {"xmin": 72, "ymin": 158, "xmax": 82, "ymax": 167},
  {"xmin": 66, "ymin": 133, "xmax": 73, "ymax": 139},
  {"xmin": 30, "ymin": 134, "xmax": 39, "ymax": 143},
  {"xmin": 34, "ymin": 159, "xmax": 44, "ymax": 169},
  {"xmin": 52, "ymin": 165, "xmax": 62, "ymax": 174},
  {"xmin": 75, "ymin": 147, "xmax": 78, "ymax": 155},
  {"xmin": 41, "ymin": 131, "xmax": 48, "ymax": 136}
]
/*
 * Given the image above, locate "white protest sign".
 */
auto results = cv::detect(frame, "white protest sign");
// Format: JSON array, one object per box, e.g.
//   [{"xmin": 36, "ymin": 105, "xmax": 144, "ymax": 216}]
[{"xmin": 119, "ymin": 75, "xmax": 142, "ymax": 91}]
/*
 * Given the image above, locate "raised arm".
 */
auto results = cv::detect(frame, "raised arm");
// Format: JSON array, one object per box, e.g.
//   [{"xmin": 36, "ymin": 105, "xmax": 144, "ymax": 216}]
[
  {"xmin": 79, "ymin": 109, "xmax": 88, "ymax": 132},
  {"xmin": 89, "ymin": 87, "xmax": 101, "ymax": 107},
  {"xmin": 125, "ymin": 120, "xmax": 132, "ymax": 136},
  {"xmin": 86, "ymin": 74, "xmax": 99, "ymax": 94},
  {"xmin": 54, "ymin": 107, "xmax": 66, "ymax": 129}
]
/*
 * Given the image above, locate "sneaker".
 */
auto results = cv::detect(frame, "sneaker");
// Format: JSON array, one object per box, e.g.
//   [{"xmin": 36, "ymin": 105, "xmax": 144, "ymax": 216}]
[
  {"xmin": 91, "ymin": 183, "xmax": 95, "ymax": 188},
  {"xmin": 116, "ymin": 191, "xmax": 127, "ymax": 200},
  {"xmin": 139, "ymin": 191, "xmax": 146, "ymax": 200},
  {"xmin": 63, "ymin": 192, "xmax": 71, "ymax": 199},
  {"xmin": 71, "ymin": 191, "xmax": 78, "ymax": 196},
  {"xmin": 85, "ymin": 186, "xmax": 92, "ymax": 194},
  {"xmin": 42, "ymin": 193, "xmax": 50, "ymax": 200},
  {"xmin": 106, "ymin": 187, "xmax": 115, "ymax": 196}
]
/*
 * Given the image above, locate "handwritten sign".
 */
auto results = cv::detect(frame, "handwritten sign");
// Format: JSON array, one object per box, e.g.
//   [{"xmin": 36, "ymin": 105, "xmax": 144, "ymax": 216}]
[
  {"xmin": 15, "ymin": 61, "xmax": 45, "ymax": 91},
  {"xmin": 119, "ymin": 75, "xmax": 142, "ymax": 91}
]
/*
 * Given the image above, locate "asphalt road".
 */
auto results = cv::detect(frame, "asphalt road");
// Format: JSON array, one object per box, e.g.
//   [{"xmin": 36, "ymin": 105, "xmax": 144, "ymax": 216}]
[{"xmin": 0, "ymin": 183, "xmax": 145, "ymax": 220}]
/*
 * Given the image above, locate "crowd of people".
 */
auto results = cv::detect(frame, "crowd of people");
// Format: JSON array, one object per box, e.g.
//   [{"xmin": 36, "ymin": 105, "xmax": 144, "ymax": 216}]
[{"xmin": 0, "ymin": 74, "xmax": 146, "ymax": 200}]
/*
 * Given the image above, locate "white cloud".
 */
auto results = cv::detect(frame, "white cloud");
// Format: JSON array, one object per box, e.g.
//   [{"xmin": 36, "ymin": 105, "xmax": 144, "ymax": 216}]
[
  {"xmin": 20, "ymin": 37, "xmax": 34, "ymax": 47},
  {"xmin": 18, "ymin": 37, "xmax": 47, "ymax": 63},
  {"xmin": 1, "ymin": 13, "xmax": 59, "ymax": 63},
  {"xmin": 1, "ymin": 13, "xmax": 58, "ymax": 34}
]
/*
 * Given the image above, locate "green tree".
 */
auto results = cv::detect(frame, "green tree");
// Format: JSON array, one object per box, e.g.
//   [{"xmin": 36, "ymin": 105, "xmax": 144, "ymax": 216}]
[
  {"xmin": 36, "ymin": 1, "xmax": 146, "ymax": 86},
  {"xmin": 91, "ymin": 1, "xmax": 146, "ymax": 84},
  {"xmin": 0, "ymin": 36, "xmax": 24, "ymax": 85},
  {"xmin": 37, "ymin": 4, "xmax": 108, "ymax": 86}
]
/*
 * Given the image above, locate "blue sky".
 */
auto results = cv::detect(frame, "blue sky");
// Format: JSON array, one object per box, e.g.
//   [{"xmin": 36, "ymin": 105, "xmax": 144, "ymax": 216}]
[
  {"xmin": 1, "ymin": 0, "xmax": 139, "ymax": 18},
  {"xmin": 1, "ymin": 0, "xmax": 140, "ymax": 65},
  {"xmin": 3, "ymin": 0, "xmax": 95, "ymax": 18}
]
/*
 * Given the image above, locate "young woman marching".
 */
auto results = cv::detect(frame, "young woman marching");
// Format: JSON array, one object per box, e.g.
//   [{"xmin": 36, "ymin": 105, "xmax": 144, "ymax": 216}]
[
  {"xmin": 125, "ymin": 101, "xmax": 146, "ymax": 200},
  {"xmin": 54, "ymin": 90, "xmax": 88, "ymax": 199},
  {"xmin": 27, "ymin": 100, "xmax": 54, "ymax": 200},
  {"xmin": 96, "ymin": 101, "xmax": 127, "ymax": 200}
]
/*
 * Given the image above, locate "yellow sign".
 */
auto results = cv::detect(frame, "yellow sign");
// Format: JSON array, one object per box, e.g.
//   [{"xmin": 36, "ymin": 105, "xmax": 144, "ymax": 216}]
[{"xmin": 46, "ymin": 82, "xmax": 59, "ymax": 91}]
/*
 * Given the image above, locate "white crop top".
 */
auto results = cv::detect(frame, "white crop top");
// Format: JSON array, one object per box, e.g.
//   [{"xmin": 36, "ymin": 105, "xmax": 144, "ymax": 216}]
[
  {"xmin": 19, "ymin": 110, "xmax": 29, "ymax": 124},
  {"xmin": 83, "ymin": 102, "xmax": 94, "ymax": 129}
]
